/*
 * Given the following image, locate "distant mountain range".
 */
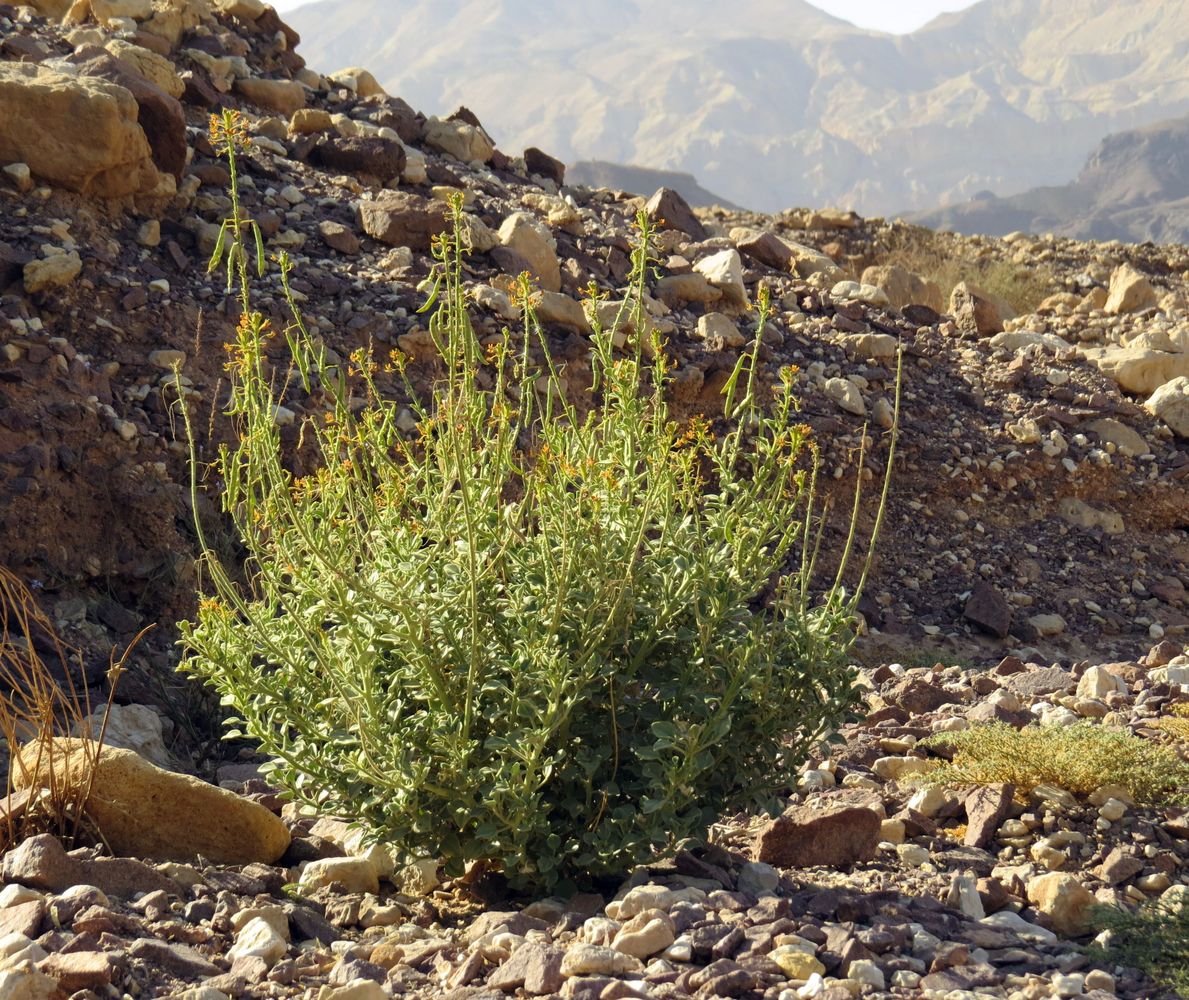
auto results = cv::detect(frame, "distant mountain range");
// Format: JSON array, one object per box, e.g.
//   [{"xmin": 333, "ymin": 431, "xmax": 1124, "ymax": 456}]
[
  {"xmin": 285, "ymin": 0, "xmax": 1189, "ymax": 217},
  {"xmin": 565, "ymin": 162, "xmax": 738, "ymax": 209},
  {"xmin": 909, "ymin": 114, "xmax": 1189, "ymax": 244}
]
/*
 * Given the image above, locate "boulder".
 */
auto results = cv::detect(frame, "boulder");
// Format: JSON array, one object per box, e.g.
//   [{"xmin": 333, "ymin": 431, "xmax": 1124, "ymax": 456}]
[
  {"xmin": 103, "ymin": 39, "xmax": 184, "ymax": 98},
  {"xmin": 861, "ymin": 264, "xmax": 944, "ymax": 313},
  {"xmin": 74, "ymin": 703, "xmax": 172, "ymax": 769},
  {"xmin": 424, "ymin": 117, "xmax": 493, "ymax": 164},
  {"xmin": 1079, "ymin": 346, "xmax": 1189, "ymax": 395},
  {"xmin": 0, "ymin": 63, "xmax": 157, "ymax": 197},
  {"xmin": 73, "ymin": 53, "xmax": 187, "ymax": 180},
  {"xmin": 644, "ymin": 187, "xmax": 705, "ymax": 240},
  {"xmin": 234, "ymin": 77, "xmax": 305, "ymax": 116},
  {"xmin": 732, "ymin": 228, "xmax": 793, "ymax": 270},
  {"xmin": 963, "ymin": 580, "xmax": 1012, "ymax": 638},
  {"xmin": 524, "ymin": 147, "xmax": 565, "ymax": 187},
  {"xmin": 696, "ymin": 312, "xmax": 745, "ymax": 350},
  {"xmin": 1026, "ymin": 872, "xmax": 1096, "ymax": 937},
  {"xmin": 498, "ymin": 212, "xmax": 561, "ymax": 292},
  {"xmin": 92, "ymin": 0, "xmax": 154, "ymax": 23},
  {"xmin": 357, "ymin": 191, "xmax": 449, "ymax": 251},
  {"xmin": 1145, "ymin": 376, "xmax": 1189, "ymax": 437},
  {"xmin": 693, "ymin": 249, "xmax": 746, "ymax": 309},
  {"xmin": 12, "ymin": 739, "xmax": 290, "ymax": 864},
  {"xmin": 950, "ymin": 281, "xmax": 1014, "ymax": 336},
  {"xmin": 329, "ymin": 66, "xmax": 386, "ymax": 98},
  {"xmin": 310, "ymin": 137, "xmax": 405, "ymax": 184},
  {"xmin": 754, "ymin": 803, "xmax": 882, "ymax": 867},
  {"xmin": 23, "ymin": 253, "xmax": 81, "ymax": 294},
  {"xmin": 1104, "ymin": 263, "xmax": 1158, "ymax": 315},
  {"xmin": 1085, "ymin": 418, "xmax": 1150, "ymax": 457}
]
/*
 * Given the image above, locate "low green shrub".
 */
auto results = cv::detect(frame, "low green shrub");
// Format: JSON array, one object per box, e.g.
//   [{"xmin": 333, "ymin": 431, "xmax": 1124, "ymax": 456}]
[
  {"xmin": 177, "ymin": 111, "xmax": 892, "ymax": 890},
  {"xmin": 922, "ymin": 722, "xmax": 1189, "ymax": 804},
  {"xmin": 1088, "ymin": 899, "xmax": 1189, "ymax": 996}
]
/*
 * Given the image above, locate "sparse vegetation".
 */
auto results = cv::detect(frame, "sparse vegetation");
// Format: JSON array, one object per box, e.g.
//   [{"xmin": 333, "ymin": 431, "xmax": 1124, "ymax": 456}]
[
  {"xmin": 877, "ymin": 223, "xmax": 1057, "ymax": 314},
  {"xmin": 0, "ymin": 567, "xmax": 132, "ymax": 852},
  {"xmin": 1088, "ymin": 899, "xmax": 1189, "ymax": 997},
  {"xmin": 177, "ymin": 112, "xmax": 894, "ymax": 891},
  {"xmin": 922, "ymin": 722, "xmax": 1189, "ymax": 803}
]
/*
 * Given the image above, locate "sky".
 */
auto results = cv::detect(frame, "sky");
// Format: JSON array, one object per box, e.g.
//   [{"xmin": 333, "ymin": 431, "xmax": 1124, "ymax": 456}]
[{"xmin": 268, "ymin": 0, "xmax": 983, "ymax": 34}]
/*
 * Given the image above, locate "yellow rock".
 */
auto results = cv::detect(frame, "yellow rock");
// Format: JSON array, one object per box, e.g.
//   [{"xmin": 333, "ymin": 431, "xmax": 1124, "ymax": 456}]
[
  {"xmin": 13, "ymin": 738, "xmax": 290, "ymax": 864},
  {"xmin": 769, "ymin": 945, "xmax": 825, "ymax": 980}
]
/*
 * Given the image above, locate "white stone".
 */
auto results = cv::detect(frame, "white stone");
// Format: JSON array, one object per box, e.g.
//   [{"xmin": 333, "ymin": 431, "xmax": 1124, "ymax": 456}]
[
  {"xmin": 228, "ymin": 916, "xmax": 287, "ymax": 967},
  {"xmin": 693, "ymin": 249, "xmax": 746, "ymax": 307},
  {"xmin": 1146, "ymin": 376, "xmax": 1189, "ymax": 438},
  {"xmin": 824, "ymin": 377, "xmax": 865, "ymax": 416}
]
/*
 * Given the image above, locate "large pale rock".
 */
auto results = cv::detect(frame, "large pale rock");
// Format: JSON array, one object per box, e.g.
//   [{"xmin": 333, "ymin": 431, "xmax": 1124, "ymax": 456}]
[
  {"xmin": 1145, "ymin": 376, "xmax": 1189, "ymax": 437},
  {"xmin": 104, "ymin": 40, "xmax": 185, "ymax": 99},
  {"xmin": 755, "ymin": 803, "xmax": 881, "ymax": 868},
  {"xmin": 1085, "ymin": 418, "xmax": 1150, "ymax": 457},
  {"xmin": 694, "ymin": 249, "xmax": 746, "ymax": 308},
  {"xmin": 1027, "ymin": 872, "xmax": 1096, "ymax": 937},
  {"xmin": 950, "ymin": 281, "xmax": 1014, "ymax": 336},
  {"xmin": 234, "ymin": 77, "xmax": 305, "ymax": 116},
  {"xmin": 330, "ymin": 67, "xmax": 387, "ymax": 98},
  {"xmin": 862, "ymin": 264, "xmax": 944, "ymax": 313},
  {"xmin": 1104, "ymin": 263, "xmax": 1158, "ymax": 315},
  {"xmin": 0, "ymin": 64, "xmax": 157, "ymax": 197},
  {"xmin": 498, "ymin": 212, "xmax": 561, "ymax": 292},
  {"xmin": 424, "ymin": 118, "xmax": 494, "ymax": 164},
  {"xmin": 1078, "ymin": 346, "xmax": 1189, "ymax": 395},
  {"xmin": 75, "ymin": 704, "xmax": 171, "ymax": 769},
  {"xmin": 0, "ymin": 970, "xmax": 59, "ymax": 1000},
  {"xmin": 23, "ymin": 253, "xmax": 81, "ymax": 295},
  {"xmin": 534, "ymin": 291, "xmax": 590, "ymax": 332},
  {"xmin": 92, "ymin": 0, "xmax": 153, "ymax": 22},
  {"xmin": 24, "ymin": 0, "xmax": 73, "ymax": 16},
  {"xmin": 12, "ymin": 739, "xmax": 289, "ymax": 864}
]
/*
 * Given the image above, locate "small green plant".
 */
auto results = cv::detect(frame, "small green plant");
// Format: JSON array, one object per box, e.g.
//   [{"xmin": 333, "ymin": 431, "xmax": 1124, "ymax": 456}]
[
  {"xmin": 922, "ymin": 722, "xmax": 1189, "ymax": 803},
  {"xmin": 1088, "ymin": 900, "xmax": 1189, "ymax": 997},
  {"xmin": 177, "ymin": 110, "xmax": 895, "ymax": 890}
]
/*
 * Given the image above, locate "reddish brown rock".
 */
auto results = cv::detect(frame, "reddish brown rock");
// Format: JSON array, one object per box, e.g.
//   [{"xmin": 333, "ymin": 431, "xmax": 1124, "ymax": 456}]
[
  {"xmin": 38, "ymin": 951, "xmax": 114, "ymax": 992},
  {"xmin": 963, "ymin": 784, "xmax": 1014, "ymax": 848},
  {"xmin": 755, "ymin": 804, "xmax": 881, "ymax": 868},
  {"xmin": 964, "ymin": 580, "xmax": 1013, "ymax": 638},
  {"xmin": 357, "ymin": 191, "xmax": 449, "ymax": 250},
  {"xmin": 644, "ymin": 187, "xmax": 705, "ymax": 240}
]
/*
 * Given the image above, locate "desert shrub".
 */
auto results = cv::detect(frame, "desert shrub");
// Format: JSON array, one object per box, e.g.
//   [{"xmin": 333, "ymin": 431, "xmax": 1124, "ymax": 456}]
[
  {"xmin": 877, "ymin": 224, "xmax": 1056, "ymax": 315},
  {"xmin": 921, "ymin": 722, "xmax": 1189, "ymax": 804},
  {"xmin": 0, "ymin": 567, "xmax": 133, "ymax": 851},
  {"xmin": 177, "ymin": 111, "xmax": 894, "ymax": 890},
  {"xmin": 1088, "ymin": 899, "xmax": 1189, "ymax": 996}
]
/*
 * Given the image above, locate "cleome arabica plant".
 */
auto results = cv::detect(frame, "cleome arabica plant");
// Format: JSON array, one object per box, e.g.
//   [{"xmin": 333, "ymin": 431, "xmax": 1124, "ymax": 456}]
[{"xmin": 178, "ymin": 110, "xmax": 897, "ymax": 890}]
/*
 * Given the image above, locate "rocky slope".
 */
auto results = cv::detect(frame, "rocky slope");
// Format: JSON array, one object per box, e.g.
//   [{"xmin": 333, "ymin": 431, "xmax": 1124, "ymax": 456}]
[
  {"xmin": 910, "ymin": 114, "xmax": 1189, "ymax": 244},
  {"xmin": 285, "ymin": 0, "xmax": 1189, "ymax": 216},
  {"xmin": 0, "ymin": 0, "xmax": 1188, "ymax": 997}
]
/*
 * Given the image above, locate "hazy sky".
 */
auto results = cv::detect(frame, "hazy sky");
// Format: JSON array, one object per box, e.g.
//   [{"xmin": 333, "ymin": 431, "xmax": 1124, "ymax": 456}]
[{"xmin": 269, "ymin": 0, "xmax": 983, "ymax": 34}]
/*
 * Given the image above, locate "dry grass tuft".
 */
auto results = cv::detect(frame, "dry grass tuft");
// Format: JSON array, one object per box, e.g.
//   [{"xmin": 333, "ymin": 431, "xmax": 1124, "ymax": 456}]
[
  {"xmin": 921, "ymin": 722, "xmax": 1189, "ymax": 804},
  {"xmin": 0, "ymin": 568, "xmax": 142, "ymax": 852}
]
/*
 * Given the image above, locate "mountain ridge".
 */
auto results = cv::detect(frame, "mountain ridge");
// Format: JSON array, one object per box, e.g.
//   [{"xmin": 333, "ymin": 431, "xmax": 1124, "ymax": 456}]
[{"xmin": 287, "ymin": 0, "xmax": 1189, "ymax": 215}]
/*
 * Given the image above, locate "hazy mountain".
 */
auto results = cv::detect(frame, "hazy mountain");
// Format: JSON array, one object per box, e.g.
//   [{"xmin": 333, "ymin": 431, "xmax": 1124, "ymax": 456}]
[
  {"xmin": 285, "ymin": 0, "xmax": 1189, "ymax": 216},
  {"xmin": 909, "ymin": 114, "xmax": 1189, "ymax": 244},
  {"xmin": 566, "ymin": 161, "xmax": 739, "ymax": 209}
]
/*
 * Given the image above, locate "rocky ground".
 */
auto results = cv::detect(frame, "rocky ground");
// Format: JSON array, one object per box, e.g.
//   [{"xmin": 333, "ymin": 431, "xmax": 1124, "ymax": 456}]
[{"xmin": 1, "ymin": 0, "xmax": 1189, "ymax": 998}]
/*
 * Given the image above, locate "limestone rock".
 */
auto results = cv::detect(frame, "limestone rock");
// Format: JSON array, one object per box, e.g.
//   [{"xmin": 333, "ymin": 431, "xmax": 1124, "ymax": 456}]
[
  {"xmin": 861, "ymin": 264, "xmax": 944, "ymax": 312},
  {"xmin": 74, "ymin": 703, "xmax": 172, "ymax": 769},
  {"xmin": 0, "ymin": 64, "xmax": 157, "ymax": 197},
  {"xmin": 950, "ymin": 281, "xmax": 1014, "ymax": 336},
  {"xmin": 329, "ymin": 67, "xmax": 387, "ymax": 98},
  {"xmin": 104, "ymin": 39, "xmax": 185, "ymax": 99},
  {"xmin": 693, "ymin": 249, "xmax": 746, "ymax": 308},
  {"xmin": 23, "ymin": 253, "xmax": 81, "ymax": 295},
  {"xmin": 1026, "ymin": 872, "xmax": 1095, "ymax": 936},
  {"xmin": 424, "ymin": 118, "xmax": 494, "ymax": 164},
  {"xmin": 1085, "ymin": 418, "xmax": 1150, "ymax": 457},
  {"xmin": 234, "ymin": 77, "xmax": 306, "ymax": 116},
  {"xmin": 91, "ymin": 0, "xmax": 153, "ymax": 24},
  {"xmin": 1078, "ymin": 345, "xmax": 1189, "ymax": 395},
  {"xmin": 696, "ymin": 312, "xmax": 745, "ymax": 349},
  {"xmin": 299, "ymin": 857, "xmax": 380, "ymax": 895},
  {"xmin": 755, "ymin": 803, "xmax": 882, "ymax": 868},
  {"xmin": 824, "ymin": 377, "xmax": 865, "ymax": 416},
  {"xmin": 1104, "ymin": 263, "xmax": 1158, "ymax": 315},
  {"xmin": 1145, "ymin": 376, "xmax": 1189, "ymax": 437},
  {"xmin": 559, "ymin": 944, "xmax": 642, "ymax": 977},
  {"xmin": 498, "ymin": 212, "xmax": 561, "ymax": 292},
  {"xmin": 12, "ymin": 739, "xmax": 289, "ymax": 864}
]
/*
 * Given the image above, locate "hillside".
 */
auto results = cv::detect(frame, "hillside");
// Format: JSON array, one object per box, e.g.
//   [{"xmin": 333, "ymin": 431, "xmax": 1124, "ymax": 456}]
[
  {"xmin": 566, "ymin": 160, "xmax": 739, "ymax": 209},
  {"xmin": 287, "ymin": 0, "xmax": 1189, "ymax": 215},
  {"xmin": 910, "ymin": 113, "xmax": 1189, "ymax": 244},
  {"xmin": 1, "ymin": 2, "xmax": 1189, "ymax": 998}
]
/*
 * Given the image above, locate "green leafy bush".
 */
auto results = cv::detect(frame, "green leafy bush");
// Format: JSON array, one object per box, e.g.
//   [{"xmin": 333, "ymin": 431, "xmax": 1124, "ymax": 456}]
[
  {"xmin": 1088, "ymin": 899, "xmax": 1189, "ymax": 996},
  {"xmin": 178, "ymin": 111, "xmax": 892, "ymax": 890},
  {"xmin": 922, "ymin": 722, "xmax": 1189, "ymax": 804}
]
